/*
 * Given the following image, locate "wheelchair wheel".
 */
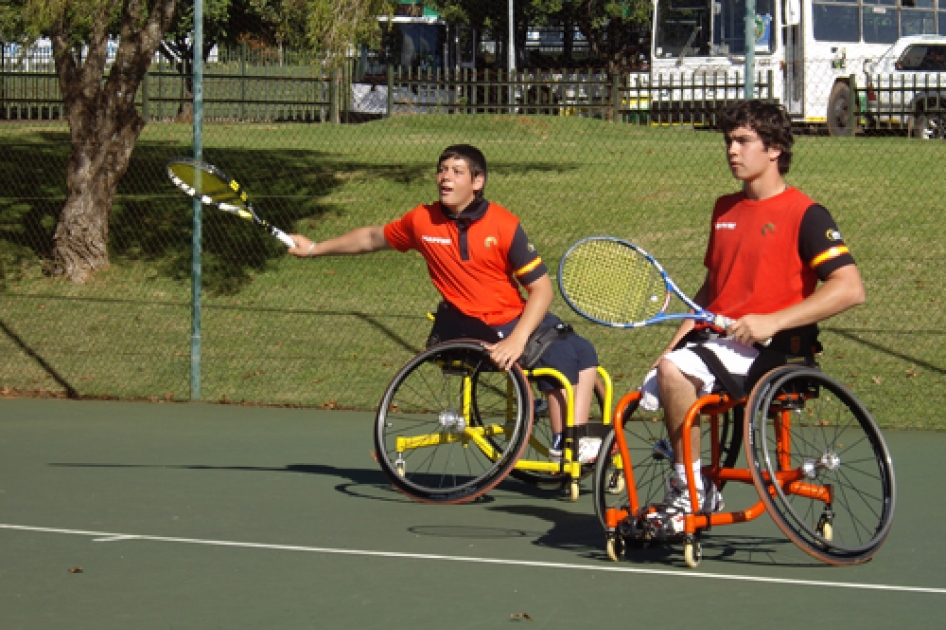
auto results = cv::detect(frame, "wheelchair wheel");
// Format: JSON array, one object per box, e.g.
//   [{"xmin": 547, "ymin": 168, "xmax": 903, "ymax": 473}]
[
  {"xmin": 504, "ymin": 375, "xmax": 608, "ymax": 486},
  {"xmin": 744, "ymin": 365, "xmax": 896, "ymax": 565},
  {"xmin": 374, "ymin": 340, "xmax": 534, "ymax": 504},
  {"xmin": 593, "ymin": 392, "xmax": 744, "ymax": 531},
  {"xmin": 593, "ymin": 394, "xmax": 671, "ymax": 530}
]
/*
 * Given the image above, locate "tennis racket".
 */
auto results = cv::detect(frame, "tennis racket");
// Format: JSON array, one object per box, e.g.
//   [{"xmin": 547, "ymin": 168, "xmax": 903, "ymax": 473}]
[
  {"xmin": 166, "ymin": 157, "xmax": 296, "ymax": 248},
  {"xmin": 558, "ymin": 236, "xmax": 733, "ymax": 331}
]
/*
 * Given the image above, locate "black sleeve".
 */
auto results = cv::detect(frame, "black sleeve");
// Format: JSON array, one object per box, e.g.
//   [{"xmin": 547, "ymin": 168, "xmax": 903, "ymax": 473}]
[
  {"xmin": 799, "ymin": 204, "xmax": 856, "ymax": 281},
  {"xmin": 508, "ymin": 224, "xmax": 548, "ymax": 285}
]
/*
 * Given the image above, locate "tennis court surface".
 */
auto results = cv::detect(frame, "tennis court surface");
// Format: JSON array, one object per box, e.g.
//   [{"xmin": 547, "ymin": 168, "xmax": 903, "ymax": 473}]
[{"xmin": 1, "ymin": 397, "xmax": 943, "ymax": 629}]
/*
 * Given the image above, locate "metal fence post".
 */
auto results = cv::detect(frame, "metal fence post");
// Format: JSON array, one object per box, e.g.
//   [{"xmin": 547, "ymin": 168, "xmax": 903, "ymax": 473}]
[
  {"xmin": 386, "ymin": 65, "xmax": 393, "ymax": 118},
  {"xmin": 191, "ymin": 0, "xmax": 204, "ymax": 401}
]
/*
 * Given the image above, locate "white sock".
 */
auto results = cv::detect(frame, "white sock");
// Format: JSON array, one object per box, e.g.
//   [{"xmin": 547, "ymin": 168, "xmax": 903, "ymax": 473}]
[{"xmin": 674, "ymin": 461, "xmax": 703, "ymax": 490}]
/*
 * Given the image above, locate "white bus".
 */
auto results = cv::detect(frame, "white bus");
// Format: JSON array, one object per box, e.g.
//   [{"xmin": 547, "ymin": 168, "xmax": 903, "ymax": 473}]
[{"xmin": 649, "ymin": 0, "xmax": 945, "ymax": 134}]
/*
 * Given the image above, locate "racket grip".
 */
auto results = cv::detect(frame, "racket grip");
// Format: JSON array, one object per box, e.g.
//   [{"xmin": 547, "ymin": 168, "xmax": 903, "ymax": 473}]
[
  {"xmin": 713, "ymin": 314, "xmax": 772, "ymax": 347},
  {"xmin": 272, "ymin": 228, "xmax": 297, "ymax": 249},
  {"xmin": 712, "ymin": 314, "xmax": 734, "ymax": 330}
]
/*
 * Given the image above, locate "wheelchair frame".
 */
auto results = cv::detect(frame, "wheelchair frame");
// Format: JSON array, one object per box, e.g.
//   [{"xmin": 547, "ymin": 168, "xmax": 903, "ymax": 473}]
[
  {"xmin": 596, "ymin": 364, "xmax": 896, "ymax": 568},
  {"xmin": 373, "ymin": 339, "xmax": 613, "ymax": 504}
]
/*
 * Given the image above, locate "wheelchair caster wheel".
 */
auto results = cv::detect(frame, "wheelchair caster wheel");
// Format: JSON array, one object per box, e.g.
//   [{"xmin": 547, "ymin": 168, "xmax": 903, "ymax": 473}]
[
  {"xmin": 567, "ymin": 480, "xmax": 580, "ymax": 502},
  {"xmin": 606, "ymin": 535, "xmax": 626, "ymax": 562},
  {"xmin": 684, "ymin": 540, "xmax": 702, "ymax": 568}
]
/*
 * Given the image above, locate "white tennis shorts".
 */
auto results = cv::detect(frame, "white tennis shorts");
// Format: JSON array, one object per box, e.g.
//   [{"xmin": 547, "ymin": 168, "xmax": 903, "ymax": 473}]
[{"xmin": 640, "ymin": 338, "xmax": 759, "ymax": 411}]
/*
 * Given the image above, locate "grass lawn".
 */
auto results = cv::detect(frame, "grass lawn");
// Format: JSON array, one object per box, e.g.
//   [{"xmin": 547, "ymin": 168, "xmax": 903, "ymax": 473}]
[{"xmin": 0, "ymin": 115, "xmax": 943, "ymax": 428}]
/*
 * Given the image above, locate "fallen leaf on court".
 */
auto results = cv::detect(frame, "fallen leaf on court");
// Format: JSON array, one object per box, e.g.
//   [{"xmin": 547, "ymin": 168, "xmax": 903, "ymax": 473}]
[
  {"xmin": 68, "ymin": 567, "xmax": 83, "ymax": 573},
  {"xmin": 510, "ymin": 612, "xmax": 532, "ymax": 621},
  {"xmin": 906, "ymin": 369, "xmax": 918, "ymax": 378},
  {"xmin": 872, "ymin": 376, "xmax": 883, "ymax": 385}
]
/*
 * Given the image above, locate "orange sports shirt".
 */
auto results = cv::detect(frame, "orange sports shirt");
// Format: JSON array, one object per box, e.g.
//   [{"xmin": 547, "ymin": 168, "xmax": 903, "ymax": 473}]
[{"xmin": 383, "ymin": 199, "xmax": 548, "ymax": 326}]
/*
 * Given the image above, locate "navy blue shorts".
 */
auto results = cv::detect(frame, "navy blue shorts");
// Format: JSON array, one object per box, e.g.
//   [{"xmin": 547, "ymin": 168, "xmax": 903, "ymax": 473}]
[{"xmin": 493, "ymin": 313, "xmax": 598, "ymax": 392}]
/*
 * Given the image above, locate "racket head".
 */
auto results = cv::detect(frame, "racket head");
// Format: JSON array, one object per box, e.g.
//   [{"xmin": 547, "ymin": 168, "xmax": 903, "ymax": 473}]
[
  {"xmin": 558, "ymin": 236, "xmax": 672, "ymax": 328},
  {"xmin": 166, "ymin": 157, "xmax": 253, "ymax": 216}
]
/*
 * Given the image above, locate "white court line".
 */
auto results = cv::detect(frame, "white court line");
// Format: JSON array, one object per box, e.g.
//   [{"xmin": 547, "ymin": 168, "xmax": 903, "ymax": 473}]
[{"xmin": 3, "ymin": 522, "xmax": 944, "ymax": 595}]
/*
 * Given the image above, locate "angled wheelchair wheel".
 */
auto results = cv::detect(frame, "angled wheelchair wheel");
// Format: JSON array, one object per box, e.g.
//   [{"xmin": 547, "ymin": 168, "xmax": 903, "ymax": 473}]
[
  {"xmin": 505, "ymin": 375, "xmax": 607, "ymax": 486},
  {"xmin": 593, "ymin": 393, "xmax": 671, "ymax": 530},
  {"xmin": 593, "ymin": 391, "xmax": 744, "ymax": 531},
  {"xmin": 745, "ymin": 366, "xmax": 896, "ymax": 565},
  {"xmin": 374, "ymin": 340, "xmax": 534, "ymax": 504}
]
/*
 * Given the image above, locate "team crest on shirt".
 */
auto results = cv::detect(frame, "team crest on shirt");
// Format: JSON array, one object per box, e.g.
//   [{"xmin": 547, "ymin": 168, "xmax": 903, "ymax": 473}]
[
  {"xmin": 762, "ymin": 222, "xmax": 776, "ymax": 235},
  {"xmin": 484, "ymin": 236, "xmax": 498, "ymax": 248}
]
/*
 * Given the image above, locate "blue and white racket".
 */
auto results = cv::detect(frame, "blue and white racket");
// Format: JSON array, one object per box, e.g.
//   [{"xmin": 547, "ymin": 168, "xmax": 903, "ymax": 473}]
[{"xmin": 558, "ymin": 236, "xmax": 733, "ymax": 331}]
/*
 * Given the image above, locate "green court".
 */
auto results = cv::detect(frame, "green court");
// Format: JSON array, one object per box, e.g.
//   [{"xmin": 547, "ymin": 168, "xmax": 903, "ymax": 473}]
[{"xmin": 1, "ymin": 397, "xmax": 942, "ymax": 629}]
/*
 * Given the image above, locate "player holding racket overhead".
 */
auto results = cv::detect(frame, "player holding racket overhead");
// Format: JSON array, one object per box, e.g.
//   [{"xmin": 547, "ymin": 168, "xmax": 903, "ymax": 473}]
[
  {"xmin": 644, "ymin": 100, "xmax": 866, "ymax": 515},
  {"xmin": 286, "ymin": 144, "xmax": 602, "ymax": 464}
]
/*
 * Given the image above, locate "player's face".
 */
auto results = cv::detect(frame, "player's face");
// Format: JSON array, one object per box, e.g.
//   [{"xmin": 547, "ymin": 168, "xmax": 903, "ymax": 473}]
[
  {"xmin": 437, "ymin": 158, "xmax": 484, "ymax": 213},
  {"xmin": 724, "ymin": 126, "xmax": 781, "ymax": 182}
]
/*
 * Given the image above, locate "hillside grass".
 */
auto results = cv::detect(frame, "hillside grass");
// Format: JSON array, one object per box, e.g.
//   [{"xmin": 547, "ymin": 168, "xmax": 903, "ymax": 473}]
[{"xmin": 0, "ymin": 115, "xmax": 943, "ymax": 428}]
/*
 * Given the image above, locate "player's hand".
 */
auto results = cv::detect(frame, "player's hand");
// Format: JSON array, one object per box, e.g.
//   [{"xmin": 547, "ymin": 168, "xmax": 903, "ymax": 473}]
[
  {"xmin": 484, "ymin": 337, "xmax": 527, "ymax": 371},
  {"xmin": 287, "ymin": 234, "xmax": 316, "ymax": 258},
  {"xmin": 727, "ymin": 314, "xmax": 778, "ymax": 346}
]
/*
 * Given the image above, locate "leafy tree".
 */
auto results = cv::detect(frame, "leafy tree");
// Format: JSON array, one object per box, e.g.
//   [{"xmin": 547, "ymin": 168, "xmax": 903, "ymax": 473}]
[
  {"xmin": 305, "ymin": 0, "xmax": 390, "ymax": 68},
  {"xmin": 432, "ymin": 0, "xmax": 649, "ymax": 69},
  {"xmin": 1, "ymin": 0, "xmax": 178, "ymax": 282}
]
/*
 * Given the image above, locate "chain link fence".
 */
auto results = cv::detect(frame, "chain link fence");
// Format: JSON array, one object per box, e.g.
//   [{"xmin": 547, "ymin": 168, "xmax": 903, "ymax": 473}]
[{"xmin": 1, "ymin": 39, "xmax": 944, "ymax": 429}]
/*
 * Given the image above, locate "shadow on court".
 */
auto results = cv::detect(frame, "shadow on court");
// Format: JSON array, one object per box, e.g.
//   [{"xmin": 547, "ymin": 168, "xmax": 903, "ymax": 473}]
[{"xmin": 1, "ymin": 397, "xmax": 944, "ymax": 629}]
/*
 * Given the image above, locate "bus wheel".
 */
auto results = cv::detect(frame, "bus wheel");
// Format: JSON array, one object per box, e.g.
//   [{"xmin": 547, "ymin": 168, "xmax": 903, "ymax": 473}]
[{"xmin": 828, "ymin": 83, "xmax": 854, "ymax": 137}]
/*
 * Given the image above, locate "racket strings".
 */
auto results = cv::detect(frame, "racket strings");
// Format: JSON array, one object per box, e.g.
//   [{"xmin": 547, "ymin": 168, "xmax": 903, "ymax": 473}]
[
  {"xmin": 168, "ymin": 163, "xmax": 247, "ymax": 208},
  {"xmin": 561, "ymin": 240, "xmax": 667, "ymax": 325}
]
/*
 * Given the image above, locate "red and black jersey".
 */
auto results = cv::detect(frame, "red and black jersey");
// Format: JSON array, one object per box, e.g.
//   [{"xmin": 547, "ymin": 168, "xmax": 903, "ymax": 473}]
[
  {"xmin": 383, "ymin": 198, "xmax": 548, "ymax": 326},
  {"xmin": 704, "ymin": 186, "xmax": 855, "ymax": 319}
]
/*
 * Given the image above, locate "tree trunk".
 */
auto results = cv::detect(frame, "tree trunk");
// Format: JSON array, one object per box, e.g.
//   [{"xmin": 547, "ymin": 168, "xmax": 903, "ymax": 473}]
[
  {"xmin": 47, "ymin": 0, "xmax": 177, "ymax": 282},
  {"xmin": 51, "ymin": 113, "xmax": 144, "ymax": 282}
]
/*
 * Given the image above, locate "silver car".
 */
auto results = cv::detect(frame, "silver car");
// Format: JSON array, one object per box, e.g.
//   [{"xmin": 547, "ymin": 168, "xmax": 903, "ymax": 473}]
[{"xmin": 863, "ymin": 35, "xmax": 946, "ymax": 139}]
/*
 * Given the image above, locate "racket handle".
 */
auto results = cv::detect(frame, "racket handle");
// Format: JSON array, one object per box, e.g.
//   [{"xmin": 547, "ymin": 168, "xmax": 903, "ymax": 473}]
[
  {"xmin": 272, "ymin": 228, "xmax": 297, "ymax": 249},
  {"xmin": 712, "ymin": 314, "xmax": 734, "ymax": 330},
  {"xmin": 713, "ymin": 314, "xmax": 772, "ymax": 347}
]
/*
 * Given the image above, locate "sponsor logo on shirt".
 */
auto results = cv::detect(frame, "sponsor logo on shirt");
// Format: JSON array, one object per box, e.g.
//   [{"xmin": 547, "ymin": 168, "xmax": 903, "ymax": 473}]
[
  {"xmin": 422, "ymin": 235, "xmax": 453, "ymax": 245},
  {"xmin": 715, "ymin": 222, "xmax": 737, "ymax": 230}
]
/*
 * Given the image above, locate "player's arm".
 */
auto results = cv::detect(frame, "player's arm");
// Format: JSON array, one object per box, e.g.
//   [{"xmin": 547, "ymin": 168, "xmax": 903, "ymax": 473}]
[
  {"xmin": 287, "ymin": 226, "xmax": 392, "ymax": 258},
  {"xmin": 728, "ymin": 205, "xmax": 865, "ymax": 345},
  {"xmin": 484, "ymin": 223, "xmax": 551, "ymax": 370},
  {"xmin": 730, "ymin": 265, "xmax": 864, "ymax": 345},
  {"xmin": 486, "ymin": 274, "xmax": 554, "ymax": 371}
]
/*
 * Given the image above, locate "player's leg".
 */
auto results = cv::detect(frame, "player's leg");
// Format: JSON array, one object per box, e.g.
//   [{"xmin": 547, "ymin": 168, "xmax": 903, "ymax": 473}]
[{"xmin": 655, "ymin": 357, "xmax": 706, "ymax": 509}]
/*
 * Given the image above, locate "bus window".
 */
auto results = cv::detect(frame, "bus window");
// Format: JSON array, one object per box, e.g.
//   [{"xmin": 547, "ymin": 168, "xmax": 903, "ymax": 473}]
[
  {"xmin": 862, "ymin": 5, "xmax": 898, "ymax": 43},
  {"xmin": 715, "ymin": 0, "xmax": 775, "ymax": 54},
  {"xmin": 900, "ymin": 10, "xmax": 937, "ymax": 37},
  {"xmin": 654, "ymin": 3, "xmax": 711, "ymax": 58},
  {"xmin": 812, "ymin": 2, "xmax": 859, "ymax": 42}
]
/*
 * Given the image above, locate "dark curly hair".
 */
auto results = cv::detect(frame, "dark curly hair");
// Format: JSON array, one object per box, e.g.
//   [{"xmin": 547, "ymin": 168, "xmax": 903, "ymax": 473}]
[
  {"xmin": 438, "ymin": 144, "xmax": 488, "ymax": 198},
  {"xmin": 718, "ymin": 101, "xmax": 794, "ymax": 175}
]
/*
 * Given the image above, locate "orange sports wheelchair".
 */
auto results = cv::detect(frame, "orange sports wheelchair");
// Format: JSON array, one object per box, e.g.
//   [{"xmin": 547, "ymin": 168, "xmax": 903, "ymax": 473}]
[{"xmin": 594, "ymin": 364, "xmax": 896, "ymax": 568}]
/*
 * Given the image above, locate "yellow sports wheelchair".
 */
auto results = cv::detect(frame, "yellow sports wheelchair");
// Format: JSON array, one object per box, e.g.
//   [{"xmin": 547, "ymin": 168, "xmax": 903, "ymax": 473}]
[{"xmin": 373, "ymin": 339, "xmax": 613, "ymax": 503}]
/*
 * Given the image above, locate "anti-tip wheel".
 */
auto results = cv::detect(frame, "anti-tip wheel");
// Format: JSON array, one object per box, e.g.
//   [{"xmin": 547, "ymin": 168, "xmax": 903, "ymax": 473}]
[
  {"xmin": 606, "ymin": 535, "xmax": 626, "ymax": 562},
  {"xmin": 684, "ymin": 540, "xmax": 702, "ymax": 568}
]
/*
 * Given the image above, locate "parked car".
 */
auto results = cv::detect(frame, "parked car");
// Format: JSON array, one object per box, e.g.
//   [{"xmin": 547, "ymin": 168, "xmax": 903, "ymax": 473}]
[{"xmin": 862, "ymin": 35, "xmax": 946, "ymax": 139}]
